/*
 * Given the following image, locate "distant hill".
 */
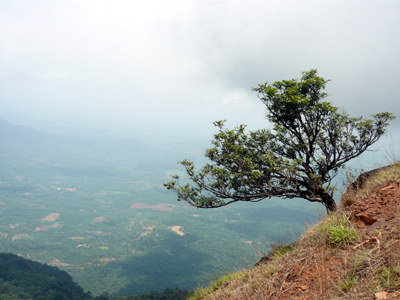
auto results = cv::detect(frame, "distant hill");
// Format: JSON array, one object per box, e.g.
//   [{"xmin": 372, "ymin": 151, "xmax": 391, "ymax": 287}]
[
  {"xmin": 0, "ymin": 118, "xmax": 159, "ymax": 154},
  {"xmin": 0, "ymin": 252, "xmax": 92, "ymax": 299},
  {"xmin": 0, "ymin": 253, "xmax": 193, "ymax": 300},
  {"xmin": 0, "ymin": 118, "xmax": 189, "ymax": 171},
  {"xmin": 0, "ymin": 118, "xmax": 60, "ymax": 143}
]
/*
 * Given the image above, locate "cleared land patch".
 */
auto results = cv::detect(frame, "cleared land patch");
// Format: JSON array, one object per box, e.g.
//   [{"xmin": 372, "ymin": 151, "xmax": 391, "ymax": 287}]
[
  {"xmin": 40, "ymin": 212, "xmax": 60, "ymax": 221},
  {"xmin": 130, "ymin": 202, "xmax": 177, "ymax": 211},
  {"xmin": 48, "ymin": 259, "xmax": 71, "ymax": 267},
  {"xmin": 168, "ymin": 226, "xmax": 185, "ymax": 236},
  {"xmin": 35, "ymin": 222, "xmax": 59, "ymax": 231},
  {"xmin": 11, "ymin": 234, "xmax": 31, "ymax": 241},
  {"xmin": 91, "ymin": 216, "xmax": 105, "ymax": 224}
]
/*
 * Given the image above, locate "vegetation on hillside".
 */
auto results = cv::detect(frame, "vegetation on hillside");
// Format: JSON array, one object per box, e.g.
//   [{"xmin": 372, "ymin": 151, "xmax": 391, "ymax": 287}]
[
  {"xmin": 0, "ymin": 252, "xmax": 192, "ymax": 300},
  {"xmin": 0, "ymin": 252, "xmax": 92, "ymax": 300},
  {"xmin": 115, "ymin": 288, "xmax": 192, "ymax": 300},
  {"xmin": 188, "ymin": 163, "xmax": 400, "ymax": 299}
]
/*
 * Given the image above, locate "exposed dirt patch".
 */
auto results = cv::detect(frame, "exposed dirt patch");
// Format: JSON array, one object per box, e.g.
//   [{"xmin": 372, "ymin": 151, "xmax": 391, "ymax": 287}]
[
  {"xmin": 15, "ymin": 175, "xmax": 24, "ymax": 181},
  {"xmin": 91, "ymin": 216, "xmax": 105, "ymax": 224},
  {"xmin": 346, "ymin": 180, "xmax": 400, "ymax": 239},
  {"xmin": 168, "ymin": 226, "xmax": 185, "ymax": 236},
  {"xmin": 100, "ymin": 257, "xmax": 116, "ymax": 262},
  {"xmin": 40, "ymin": 212, "xmax": 60, "ymax": 221},
  {"xmin": 48, "ymin": 259, "xmax": 71, "ymax": 267},
  {"xmin": 140, "ymin": 231, "xmax": 152, "ymax": 237},
  {"xmin": 11, "ymin": 234, "xmax": 31, "ymax": 241},
  {"xmin": 51, "ymin": 186, "xmax": 76, "ymax": 191},
  {"xmin": 35, "ymin": 222, "xmax": 59, "ymax": 231},
  {"xmin": 131, "ymin": 202, "xmax": 178, "ymax": 211}
]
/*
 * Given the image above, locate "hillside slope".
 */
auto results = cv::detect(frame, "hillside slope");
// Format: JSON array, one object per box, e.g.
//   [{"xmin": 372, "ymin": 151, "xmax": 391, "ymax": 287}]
[
  {"xmin": 190, "ymin": 164, "xmax": 400, "ymax": 300},
  {"xmin": 0, "ymin": 252, "xmax": 92, "ymax": 300}
]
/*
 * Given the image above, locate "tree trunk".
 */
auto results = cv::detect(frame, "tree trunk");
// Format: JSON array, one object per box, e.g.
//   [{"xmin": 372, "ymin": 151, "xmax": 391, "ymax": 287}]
[
  {"xmin": 320, "ymin": 191, "xmax": 337, "ymax": 212},
  {"xmin": 315, "ymin": 186, "xmax": 337, "ymax": 212}
]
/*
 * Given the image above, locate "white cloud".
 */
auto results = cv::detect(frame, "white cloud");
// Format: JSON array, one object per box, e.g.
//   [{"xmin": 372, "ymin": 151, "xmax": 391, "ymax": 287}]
[
  {"xmin": 221, "ymin": 90, "xmax": 249, "ymax": 105},
  {"xmin": 0, "ymin": 0, "xmax": 399, "ymax": 143}
]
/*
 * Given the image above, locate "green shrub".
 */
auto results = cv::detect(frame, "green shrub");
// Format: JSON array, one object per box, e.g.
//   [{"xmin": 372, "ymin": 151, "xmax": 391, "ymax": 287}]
[
  {"xmin": 270, "ymin": 243, "xmax": 296, "ymax": 259},
  {"xmin": 339, "ymin": 276, "xmax": 358, "ymax": 292},
  {"xmin": 317, "ymin": 215, "xmax": 359, "ymax": 246}
]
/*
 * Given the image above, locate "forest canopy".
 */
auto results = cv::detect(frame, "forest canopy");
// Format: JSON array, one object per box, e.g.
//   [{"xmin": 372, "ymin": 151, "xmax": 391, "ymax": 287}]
[{"xmin": 0, "ymin": 252, "xmax": 92, "ymax": 300}]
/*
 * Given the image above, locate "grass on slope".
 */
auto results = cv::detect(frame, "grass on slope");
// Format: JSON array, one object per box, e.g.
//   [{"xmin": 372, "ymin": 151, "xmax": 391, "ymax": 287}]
[{"xmin": 189, "ymin": 163, "xmax": 400, "ymax": 300}]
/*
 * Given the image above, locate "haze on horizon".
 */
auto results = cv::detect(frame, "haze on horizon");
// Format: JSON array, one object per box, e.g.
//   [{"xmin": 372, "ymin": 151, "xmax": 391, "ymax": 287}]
[{"xmin": 1, "ymin": 0, "xmax": 400, "ymax": 150}]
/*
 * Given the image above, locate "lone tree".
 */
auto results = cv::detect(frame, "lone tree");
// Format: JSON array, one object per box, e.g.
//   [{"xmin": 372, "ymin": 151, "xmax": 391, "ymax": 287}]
[{"xmin": 165, "ymin": 70, "xmax": 395, "ymax": 212}]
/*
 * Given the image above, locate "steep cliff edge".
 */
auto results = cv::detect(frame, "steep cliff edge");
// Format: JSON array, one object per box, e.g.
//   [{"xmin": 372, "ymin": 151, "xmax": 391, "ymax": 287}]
[{"xmin": 190, "ymin": 164, "xmax": 400, "ymax": 300}]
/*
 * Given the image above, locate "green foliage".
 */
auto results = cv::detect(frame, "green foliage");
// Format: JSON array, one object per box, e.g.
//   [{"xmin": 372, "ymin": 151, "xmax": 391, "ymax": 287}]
[
  {"xmin": 339, "ymin": 276, "xmax": 358, "ymax": 292},
  {"xmin": 318, "ymin": 215, "xmax": 359, "ymax": 246},
  {"xmin": 114, "ymin": 288, "xmax": 191, "ymax": 300},
  {"xmin": 269, "ymin": 242, "xmax": 296, "ymax": 260},
  {"xmin": 189, "ymin": 272, "xmax": 246, "ymax": 300},
  {"xmin": 326, "ymin": 223, "xmax": 358, "ymax": 246},
  {"xmin": 0, "ymin": 252, "xmax": 92, "ymax": 300},
  {"xmin": 165, "ymin": 70, "xmax": 395, "ymax": 212},
  {"xmin": 375, "ymin": 266, "xmax": 400, "ymax": 291},
  {"xmin": 210, "ymin": 273, "xmax": 242, "ymax": 291}
]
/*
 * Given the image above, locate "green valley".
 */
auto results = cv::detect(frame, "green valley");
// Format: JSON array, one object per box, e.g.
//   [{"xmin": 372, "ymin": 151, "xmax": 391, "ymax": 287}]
[{"xmin": 0, "ymin": 119, "xmax": 321, "ymax": 296}]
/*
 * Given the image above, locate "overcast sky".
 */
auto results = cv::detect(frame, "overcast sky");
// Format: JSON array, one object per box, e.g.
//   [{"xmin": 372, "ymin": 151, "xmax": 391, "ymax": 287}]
[{"xmin": 1, "ymin": 0, "xmax": 400, "ymax": 150}]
